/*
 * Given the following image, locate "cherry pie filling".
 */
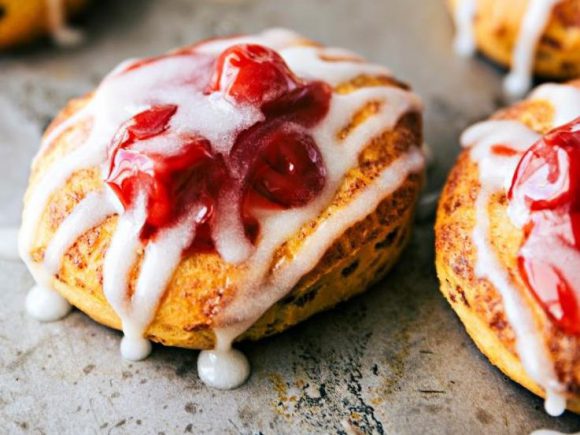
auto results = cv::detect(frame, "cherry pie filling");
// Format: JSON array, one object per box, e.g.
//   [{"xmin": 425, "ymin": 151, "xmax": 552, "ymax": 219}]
[
  {"xmin": 509, "ymin": 117, "xmax": 580, "ymax": 335},
  {"xmin": 105, "ymin": 43, "xmax": 331, "ymax": 253}
]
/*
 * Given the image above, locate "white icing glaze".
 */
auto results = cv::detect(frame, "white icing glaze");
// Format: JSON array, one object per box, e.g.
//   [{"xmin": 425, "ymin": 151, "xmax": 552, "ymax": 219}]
[
  {"xmin": 462, "ymin": 83, "xmax": 580, "ymax": 416},
  {"xmin": 531, "ymin": 83, "xmax": 580, "ymax": 126},
  {"xmin": 504, "ymin": 0, "xmax": 561, "ymax": 98},
  {"xmin": 452, "ymin": 0, "xmax": 561, "ymax": 98},
  {"xmin": 120, "ymin": 335, "xmax": 152, "ymax": 362},
  {"xmin": 44, "ymin": 191, "xmax": 115, "ymax": 274},
  {"xmin": 215, "ymin": 147, "xmax": 424, "ymax": 337},
  {"xmin": 282, "ymin": 46, "xmax": 393, "ymax": 86},
  {"xmin": 453, "ymin": 0, "xmax": 477, "ymax": 57},
  {"xmin": 19, "ymin": 29, "xmax": 424, "ymax": 388},
  {"xmin": 26, "ymin": 284, "xmax": 71, "ymax": 322},
  {"xmin": 197, "ymin": 349, "xmax": 250, "ymax": 390},
  {"xmin": 45, "ymin": 0, "xmax": 84, "ymax": 47},
  {"xmin": 0, "ymin": 226, "xmax": 21, "ymax": 261}
]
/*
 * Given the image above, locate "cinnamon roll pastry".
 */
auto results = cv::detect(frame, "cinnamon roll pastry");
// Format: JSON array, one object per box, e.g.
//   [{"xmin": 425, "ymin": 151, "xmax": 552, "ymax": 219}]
[
  {"xmin": 20, "ymin": 29, "xmax": 425, "ymax": 389},
  {"xmin": 436, "ymin": 80, "xmax": 580, "ymax": 415}
]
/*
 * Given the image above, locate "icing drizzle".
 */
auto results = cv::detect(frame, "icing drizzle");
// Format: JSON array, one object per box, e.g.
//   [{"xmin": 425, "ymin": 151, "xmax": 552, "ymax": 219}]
[
  {"xmin": 45, "ymin": 0, "xmax": 84, "ymax": 47},
  {"xmin": 452, "ymin": 0, "xmax": 563, "ymax": 98},
  {"xmin": 461, "ymin": 83, "xmax": 580, "ymax": 415},
  {"xmin": 19, "ymin": 29, "xmax": 424, "ymax": 388}
]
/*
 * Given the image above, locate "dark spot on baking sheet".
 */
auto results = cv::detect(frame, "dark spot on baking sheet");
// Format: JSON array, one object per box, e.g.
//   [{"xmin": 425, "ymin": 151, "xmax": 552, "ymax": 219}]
[
  {"xmin": 341, "ymin": 260, "xmax": 359, "ymax": 277},
  {"xmin": 424, "ymin": 404, "xmax": 443, "ymax": 414},
  {"xmin": 83, "ymin": 364, "xmax": 95, "ymax": 375},
  {"xmin": 115, "ymin": 419, "xmax": 126, "ymax": 427},
  {"xmin": 184, "ymin": 402, "xmax": 198, "ymax": 415},
  {"xmin": 375, "ymin": 228, "xmax": 399, "ymax": 249},
  {"xmin": 175, "ymin": 359, "xmax": 196, "ymax": 377},
  {"xmin": 476, "ymin": 407, "xmax": 494, "ymax": 425},
  {"xmin": 184, "ymin": 423, "xmax": 193, "ymax": 433},
  {"xmin": 418, "ymin": 389, "xmax": 446, "ymax": 394}
]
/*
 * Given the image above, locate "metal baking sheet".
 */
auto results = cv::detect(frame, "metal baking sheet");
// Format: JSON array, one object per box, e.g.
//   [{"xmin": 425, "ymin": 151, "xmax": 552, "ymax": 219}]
[{"xmin": 1, "ymin": 0, "xmax": 579, "ymax": 433}]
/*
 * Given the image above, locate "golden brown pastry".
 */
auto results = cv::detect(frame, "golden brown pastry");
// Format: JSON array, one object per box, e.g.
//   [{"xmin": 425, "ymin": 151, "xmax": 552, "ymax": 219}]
[
  {"xmin": 449, "ymin": 0, "xmax": 580, "ymax": 96},
  {"xmin": 20, "ymin": 29, "xmax": 425, "ymax": 388},
  {"xmin": 0, "ymin": 0, "xmax": 86, "ymax": 49},
  {"xmin": 436, "ymin": 80, "xmax": 580, "ymax": 415}
]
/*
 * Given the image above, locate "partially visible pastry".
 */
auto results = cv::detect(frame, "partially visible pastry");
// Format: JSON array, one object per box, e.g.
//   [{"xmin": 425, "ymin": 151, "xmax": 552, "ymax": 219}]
[
  {"xmin": 436, "ymin": 80, "xmax": 580, "ymax": 415},
  {"xmin": 20, "ymin": 29, "xmax": 425, "ymax": 389},
  {"xmin": 0, "ymin": 0, "xmax": 86, "ymax": 49},
  {"xmin": 449, "ymin": 0, "xmax": 580, "ymax": 97}
]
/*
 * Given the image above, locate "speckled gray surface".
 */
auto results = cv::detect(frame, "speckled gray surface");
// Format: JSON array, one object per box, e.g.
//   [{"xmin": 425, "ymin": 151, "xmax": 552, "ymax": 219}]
[{"xmin": 1, "ymin": 0, "xmax": 580, "ymax": 433}]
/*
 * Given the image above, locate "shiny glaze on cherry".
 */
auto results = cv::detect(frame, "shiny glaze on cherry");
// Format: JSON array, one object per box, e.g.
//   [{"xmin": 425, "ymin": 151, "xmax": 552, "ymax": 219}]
[
  {"xmin": 105, "ymin": 44, "xmax": 331, "ymax": 252},
  {"xmin": 509, "ymin": 117, "xmax": 580, "ymax": 335}
]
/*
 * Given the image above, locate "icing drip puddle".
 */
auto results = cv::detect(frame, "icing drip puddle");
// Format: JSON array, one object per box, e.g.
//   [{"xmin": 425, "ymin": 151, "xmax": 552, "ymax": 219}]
[
  {"xmin": 20, "ymin": 29, "xmax": 423, "ymax": 389},
  {"xmin": 462, "ymin": 83, "xmax": 580, "ymax": 415}
]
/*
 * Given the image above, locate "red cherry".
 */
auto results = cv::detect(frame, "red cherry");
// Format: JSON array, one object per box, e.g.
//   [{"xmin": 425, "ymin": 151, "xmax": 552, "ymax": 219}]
[
  {"xmin": 105, "ymin": 105, "xmax": 216, "ymax": 229},
  {"xmin": 244, "ymin": 124, "xmax": 326, "ymax": 208},
  {"xmin": 509, "ymin": 116, "xmax": 580, "ymax": 335},
  {"xmin": 208, "ymin": 44, "xmax": 300, "ymax": 105},
  {"xmin": 104, "ymin": 44, "xmax": 332, "ymax": 257},
  {"xmin": 262, "ymin": 81, "xmax": 332, "ymax": 127}
]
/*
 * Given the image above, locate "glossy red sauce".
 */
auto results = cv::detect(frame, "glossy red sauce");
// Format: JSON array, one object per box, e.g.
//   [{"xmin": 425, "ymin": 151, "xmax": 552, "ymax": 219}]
[
  {"xmin": 491, "ymin": 144, "xmax": 519, "ymax": 157},
  {"xmin": 105, "ymin": 44, "xmax": 331, "ymax": 252},
  {"xmin": 508, "ymin": 117, "xmax": 580, "ymax": 334}
]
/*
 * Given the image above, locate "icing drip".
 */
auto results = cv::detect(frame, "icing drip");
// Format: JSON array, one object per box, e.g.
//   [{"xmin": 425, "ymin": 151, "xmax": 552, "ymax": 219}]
[
  {"xmin": 19, "ymin": 29, "xmax": 424, "ymax": 388},
  {"xmin": 102, "ymin": 196, "xmax": 148, "ymax": 360},
  {"xmin": 453, "ymin": 0, "xmax": 477, "ymax": 56},
  {"xmin": 45, "ymin": 0, "xmax": 84, "ymax": 47},
  {"xmin": 26, "ymin": 284, "xmax": 71, "ymax": 322},
  {"xmin": 462, "ymin": 83, "xmax": 580, "ymax": 416},
  {"xmin": 117, "ymin": 207, "xmax": 201, "ymax": 359},
  {"xmin": 197, "ymin": 349, "xmax": 251, "ymax": 390},
  {"xmin": 452, "ymin": 0, "xmax": 561, "ymax": 97},
  {"xmin": 464, "ymin": 120, "xmax": 566, "ymax": 416},
  {"xmin": 504, "ymin": 0, "xmax": 561, "ymax": 98}
]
